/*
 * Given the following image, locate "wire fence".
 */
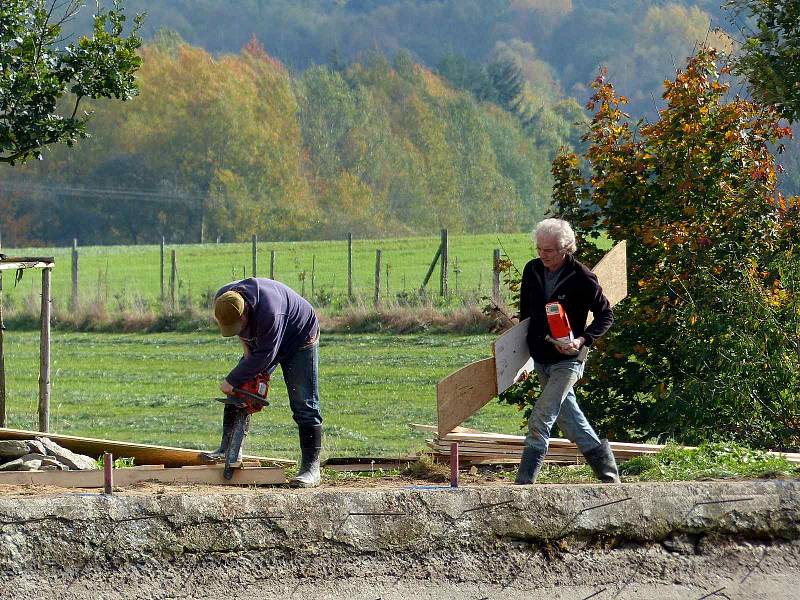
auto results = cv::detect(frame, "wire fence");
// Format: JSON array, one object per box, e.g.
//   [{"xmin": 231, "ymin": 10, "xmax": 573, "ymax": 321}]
[{"xmin": 1, "ymin": 231, "xmax": 537, "ymax": 314}]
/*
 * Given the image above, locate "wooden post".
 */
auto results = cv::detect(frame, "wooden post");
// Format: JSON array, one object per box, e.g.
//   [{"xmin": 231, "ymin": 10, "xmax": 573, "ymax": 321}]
[
  {"xmin": 103, "ymin": 452, "xmax": 113, "ymax": 495},
  {"xmin": 439, "ymin": 228, "xmax": 448, "ymax": 297},
  {"xmin": 39, "ymin": 268, "xmax": 52, "ymax": 433},
  {"xmin": 270, "ymin": 250, "xmax": 275, "ymax": 279},
  {"xmin": 170, "ymin": 250, "xmax": 177, "ymax": 311},
  {"xmin": 450, "ymin": 442, "xmax": 459, "ymax": 488},
  {"xmin": 493, "ymin": 248, "xmax": 501, "ymax": 305},
  {"xmin": 311, "ymin": 255, "xmax": 316, "ymax": 299},
  {"xmin": 70, "ymin": 238, "xmax": 79, "ymax": 311},
  {"xmin": 252, "ymin": 235, "xmax": 258, "ymax": 277},
  {"xmin": 0, "ymin": 232, "xmax": 5, "ymax": 428},
  {"xmin": 347, "ymin": 233, "xmax": 353, "ymax": 300},
  {"xmin": 374, "ymin": 249, "xmax": 382, "ymax": 306},
  {"xmin": 160, "ymin": 236, "xmax": 165, "ymax": 303},
  {"xmin": 420, "ymin": 245, "xmax": 442, "ymax": 290}
]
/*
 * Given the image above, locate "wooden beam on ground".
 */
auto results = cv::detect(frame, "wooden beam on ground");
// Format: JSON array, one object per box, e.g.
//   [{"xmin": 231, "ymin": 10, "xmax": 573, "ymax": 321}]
[
  {"xmin": 0, "ymin": 465, "xmax": 285, "ymax": 488},
  {"xmin": 436, "ymin": 357, "xmax": 497, "ymax": 437},
  {"xmin": 0, "ymin": 427, "xmax": 294, "ymax": 467},
  {"xmin": 323, "ymin": 456, "xmax": 416, "ymax": 472}
]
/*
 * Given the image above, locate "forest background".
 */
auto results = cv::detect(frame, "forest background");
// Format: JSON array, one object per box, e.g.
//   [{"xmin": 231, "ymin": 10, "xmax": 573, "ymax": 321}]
[{"xmin": 3, "ymin": 0, "xmax": 799, "ymax": 247}]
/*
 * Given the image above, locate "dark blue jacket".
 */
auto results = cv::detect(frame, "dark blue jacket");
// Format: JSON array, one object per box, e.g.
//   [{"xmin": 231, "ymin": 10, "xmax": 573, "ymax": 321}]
[
  {"xmin": 519, "ymin": 254, "xmax": 613, "ymax": 364},
  {"xmin": 216, "ymin": 278, "xmax": 318, "ymax": 386}
]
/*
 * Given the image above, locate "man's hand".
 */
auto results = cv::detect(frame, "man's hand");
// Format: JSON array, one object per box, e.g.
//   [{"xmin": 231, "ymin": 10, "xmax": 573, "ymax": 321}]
[
  {"xmin": 220, "ymin": 379, "xmax": 234, "ymax": 395},
  {"xmin": 556, "ymin": 336, "xmax": 585, "ymax": 355}
]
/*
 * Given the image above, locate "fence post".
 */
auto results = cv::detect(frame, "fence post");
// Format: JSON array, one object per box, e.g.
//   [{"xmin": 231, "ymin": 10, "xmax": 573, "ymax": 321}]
[
  {"xmin": 170, "ymin": 249, "xmax": 178, "ymax": 311},
  {"xmin": 270, "ymin": 250, "xmax": 276, "ymax": 279},
  {"xmin": 311, "ymin": 255, "xmax": 316, "ymax": 299},
  {"xmin": 252, "ymin": 235, "xmax": 258, "ymax": 277},
  {"xmin": 39, "ymin": 267, "xmax": 52, "ymax": 433},
  {"xmin": 374, "ymin": 249, "xmax": 382, "ymax": 306},
  {"xmin": 70, "ymin": 238, "xmax": 79, "ymax": 311},
  {"xmin": 347, "ymin": 233, "xmax": 353, "ymax": 300},
  {"xmin": 160, "ymin": 236, "xmax": 166, "ymax": 303},
  {"xmin": 493, "ymin": 248, "xmax": 501, "ymax": 305},
  {"xmin": 0, "ymin": 231, "xmax": 5, "ymax": 427},
  {"xmin": 421, "ymin": 245, "xmax": 442, "ymax": 290},
  {"xmin": 439, "ymin": 228, "xmax": 448, "ymax": 297}
]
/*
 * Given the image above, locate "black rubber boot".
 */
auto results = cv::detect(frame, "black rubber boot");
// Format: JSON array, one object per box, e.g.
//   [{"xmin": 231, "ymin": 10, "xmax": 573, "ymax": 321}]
[
  {"xmin": 583, "ymin": 439, "xmax": 620, "ymax": 483},
  {"xmin": 290, "ymin": 424, "xmax": 322, "ymax": 488},
  {"xmin": 201, "ymin": 403, "xmax": 237, "ymax": 462},
  {"xmin": 515, "ymin": 446, "xmax": 547, "ymax": 485}
]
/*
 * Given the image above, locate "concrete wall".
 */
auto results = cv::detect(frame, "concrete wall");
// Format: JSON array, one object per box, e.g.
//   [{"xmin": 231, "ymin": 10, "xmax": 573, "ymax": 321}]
[{"xmin": 0, "ymin": 480, "xmax": 798, "ymax": 599}]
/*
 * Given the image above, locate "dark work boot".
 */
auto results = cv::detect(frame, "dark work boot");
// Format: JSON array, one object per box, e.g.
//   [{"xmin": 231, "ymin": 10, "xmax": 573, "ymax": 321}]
[
  {"xmin": 583, "ymin": 439, "xmax": 621, "ymax": 483},
  {"xmin": 201, "ymin": 403, "xmax": 237, "ymax": 462},
  {"xmin": 290, "ymin": 424, "xmax": 322, "ymax": 488},
  {"xmin": 515, "ymin": 446, "xmax": 547, "ymax": 485}
]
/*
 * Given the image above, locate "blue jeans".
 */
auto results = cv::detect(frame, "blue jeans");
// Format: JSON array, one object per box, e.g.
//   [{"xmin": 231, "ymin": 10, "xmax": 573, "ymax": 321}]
[
  {"xmin": 524, "ymin": 359, "xmax": 601, "ymax": 454},
  {"xmin": 277, "ymin": 342, "xmax": 322, "ymax": 427}
]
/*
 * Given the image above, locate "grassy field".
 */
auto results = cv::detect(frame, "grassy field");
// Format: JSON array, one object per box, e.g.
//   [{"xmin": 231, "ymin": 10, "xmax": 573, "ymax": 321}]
[
  {"xmin": 2, "ymin": 330, "xmax": 524, "ymax": 460},
  {"xmin": 4, "ymin": 233, "xmax": 550, "ymax": 312}
]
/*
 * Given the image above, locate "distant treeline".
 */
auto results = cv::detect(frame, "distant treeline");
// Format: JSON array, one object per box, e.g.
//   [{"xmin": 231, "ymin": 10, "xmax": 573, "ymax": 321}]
[
  {"xmin": 1, "ymin": 36, "xmax": 584, "ymax": 246},
  {"xmin": 4, "ymin": 0, "xmax": 799, "ymax": 245}
]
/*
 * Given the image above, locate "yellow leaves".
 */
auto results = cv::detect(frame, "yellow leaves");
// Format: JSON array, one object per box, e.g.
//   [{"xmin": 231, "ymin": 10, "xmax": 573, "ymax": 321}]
[
  {"xmin": 681, "ymin": 122, "xmax": 701, "ymax": 135},
  {"xmin": 682, "ymin": 206, "xmax": 697, "ymax": 217}
]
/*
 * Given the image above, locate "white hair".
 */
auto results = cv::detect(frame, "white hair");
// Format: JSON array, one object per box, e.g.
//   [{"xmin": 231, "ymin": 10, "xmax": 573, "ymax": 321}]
[{"xmin": 532, "ymin": 218, "xmax": 577, "ymax": 254}]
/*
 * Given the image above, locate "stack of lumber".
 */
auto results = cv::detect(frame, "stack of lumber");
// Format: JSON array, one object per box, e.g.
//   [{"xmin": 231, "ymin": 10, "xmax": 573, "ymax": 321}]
[
  {"xmin": 411, "ymin": 424, "xmax": 800, "ymax": 465},
  {"xmin": 0, "ymin": 427, "xmax": 292, "ymax": 488}
]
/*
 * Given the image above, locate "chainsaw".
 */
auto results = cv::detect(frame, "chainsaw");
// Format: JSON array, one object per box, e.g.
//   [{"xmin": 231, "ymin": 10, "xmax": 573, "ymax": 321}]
[
  {"xmin": 545, "ymin": 301, "xmax": 588, "ymax": 361},
  {"xmin": 214, "ymin": 373, "xmax": 270, "ymax": 480}
]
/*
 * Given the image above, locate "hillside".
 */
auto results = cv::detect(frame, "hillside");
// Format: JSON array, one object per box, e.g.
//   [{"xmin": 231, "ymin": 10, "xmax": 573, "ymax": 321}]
[{"xmin": 3, "ymin": 0, "xmax": 798, "ymax": 246}]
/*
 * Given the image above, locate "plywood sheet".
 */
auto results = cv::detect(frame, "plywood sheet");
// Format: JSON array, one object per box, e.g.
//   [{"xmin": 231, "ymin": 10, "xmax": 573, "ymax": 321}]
[
  {"xmin": 493, "ymin": 317, "xmax": 534, "ymax": 395},
  {"xmin": 0, "ymin": 465, "xmax": 286, "ymax": 488},
  {"xmin": 436, "ymin": 357, "xmax": 497, "ymax": 436},
  {"xmin": 0, "ymin": 427, "xmax": 294, "ymax": 467},
  {"xmin": 587, "ymin": 240, "xmax": 627, "ymax": 326}
]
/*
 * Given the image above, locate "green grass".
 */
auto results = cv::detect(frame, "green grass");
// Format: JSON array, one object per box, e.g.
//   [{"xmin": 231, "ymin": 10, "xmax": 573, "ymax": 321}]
[{"xmin": 2, "ymin": 330, "xmax": 523, "ymax": 460}]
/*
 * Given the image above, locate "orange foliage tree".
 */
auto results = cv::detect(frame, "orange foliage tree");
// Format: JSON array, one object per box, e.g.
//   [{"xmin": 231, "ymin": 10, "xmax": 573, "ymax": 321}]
[{"xmin": 549, "ymin": 48, "xmax": 800, "ymax": 449}]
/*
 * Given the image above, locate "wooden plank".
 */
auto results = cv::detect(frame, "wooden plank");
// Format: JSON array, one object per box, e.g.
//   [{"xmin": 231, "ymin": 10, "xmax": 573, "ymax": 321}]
[
  {"xmin": 409, "ymin": 423, "xmax": 482, "ymax": 434},
  {"xmin": 0, "ymin": 427, "xmax": 294, "ymax": 467},
  {"xmin": 587, "ymin": 240, "xmax": 627, "ymax": 326},
  {"xmin": 0, "ymin": 465, "xmax": 285, "ymax": 488},
  {"xmin": 325, "ymin": 462, "xmax": 413, "ymax": 472},
  {"xmin": 493, "ymin": 318, "xmax": 534, "ymax": 395},
  {"xmin": 0, "ymin": 260, "xmax": 54, "ymax": 271},
  {"xmin": 436, "ymin": 357, "xmax": 497, "ymax": 437}
]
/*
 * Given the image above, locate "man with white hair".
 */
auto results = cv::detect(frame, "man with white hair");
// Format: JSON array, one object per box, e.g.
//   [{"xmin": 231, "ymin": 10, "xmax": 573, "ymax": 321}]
[{"xmin": 515, "ymin": 218, "xmax": 619, "ymax": 485}]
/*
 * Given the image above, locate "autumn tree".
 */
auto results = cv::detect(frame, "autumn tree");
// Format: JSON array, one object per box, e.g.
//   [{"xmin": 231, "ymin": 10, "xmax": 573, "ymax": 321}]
[
  {"xmin": 0, "ymin": 0, "xmax": 143, "ymax": 164},
  {"xmin": 548, "ymin": 48, "xmax": 800, "ymax": 450}
]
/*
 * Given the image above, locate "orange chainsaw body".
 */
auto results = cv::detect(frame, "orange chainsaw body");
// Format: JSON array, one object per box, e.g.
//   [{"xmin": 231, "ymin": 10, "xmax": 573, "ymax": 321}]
[{"xmin": 545, "ymin": 302, "xmax": 573, "ymax": 343}]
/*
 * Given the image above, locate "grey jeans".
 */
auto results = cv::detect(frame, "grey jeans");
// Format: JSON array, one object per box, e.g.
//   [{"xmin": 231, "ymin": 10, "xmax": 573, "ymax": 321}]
[{"xmin": 524, "ymin": 358, "xmax": 601, "ymax": 454}]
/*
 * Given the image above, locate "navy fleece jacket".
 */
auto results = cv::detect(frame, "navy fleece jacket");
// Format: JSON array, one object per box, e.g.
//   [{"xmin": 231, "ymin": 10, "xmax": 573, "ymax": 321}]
[{"xmin": 216, "ymin": 278, "xmax": 318, "ymax": 386}]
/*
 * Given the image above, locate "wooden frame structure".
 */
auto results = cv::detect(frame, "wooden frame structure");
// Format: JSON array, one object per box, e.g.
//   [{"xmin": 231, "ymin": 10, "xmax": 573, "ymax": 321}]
[{"xmin": 0, "ymin": 256, "xmax": 55, "ymax": 432}]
